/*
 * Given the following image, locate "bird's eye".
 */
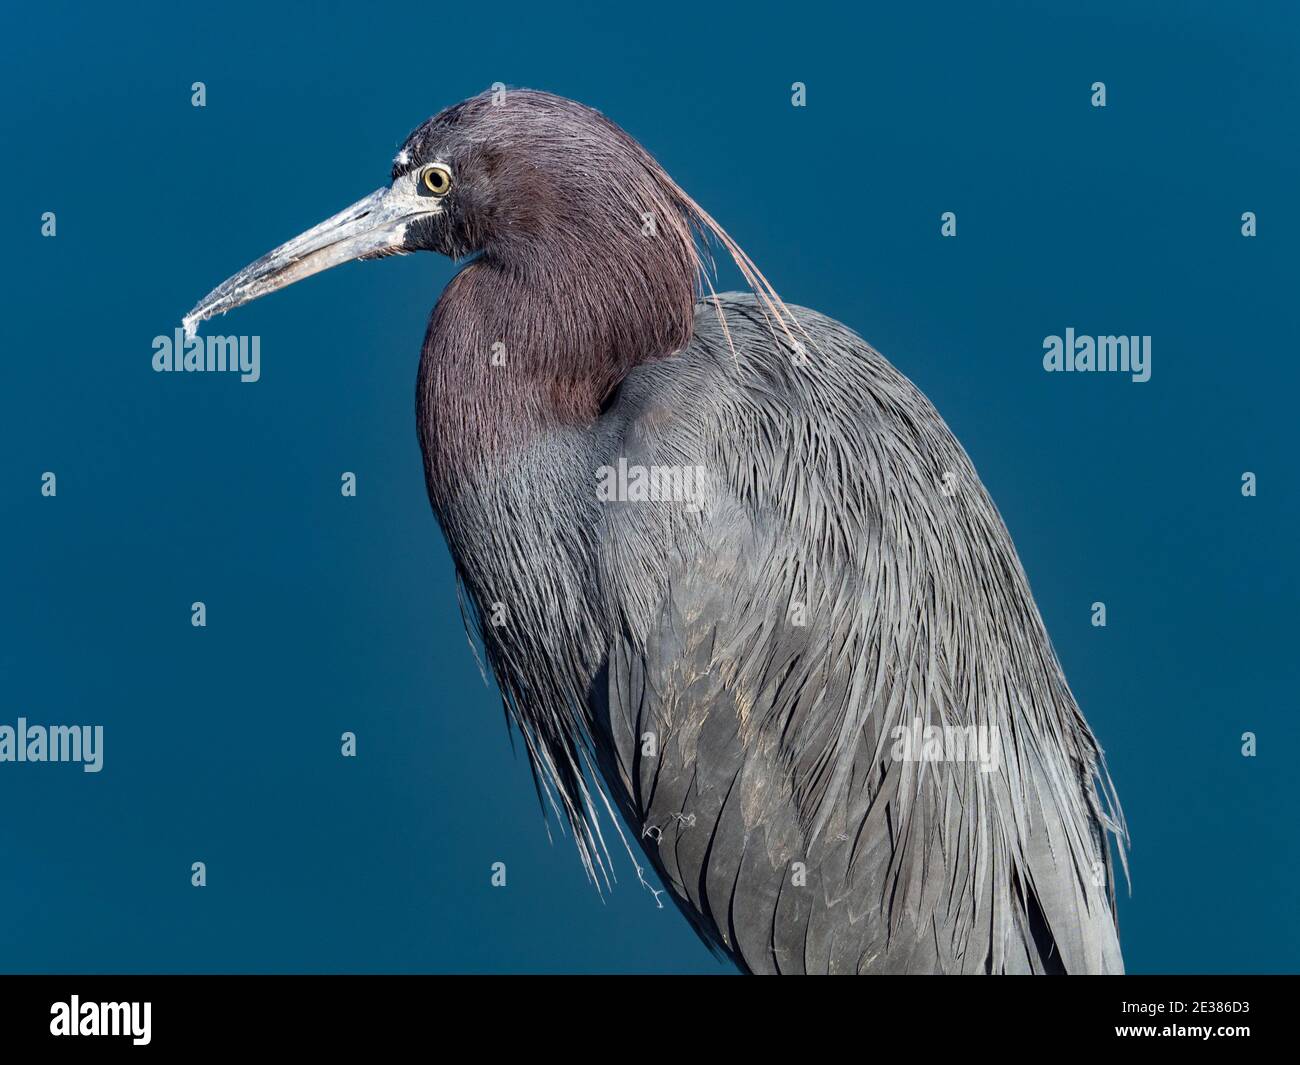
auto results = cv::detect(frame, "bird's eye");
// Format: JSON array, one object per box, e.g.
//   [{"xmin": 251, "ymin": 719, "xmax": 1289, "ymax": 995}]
[{"xmin": 421, "ymin": 164, "xmax": 453, "ymax": 196}]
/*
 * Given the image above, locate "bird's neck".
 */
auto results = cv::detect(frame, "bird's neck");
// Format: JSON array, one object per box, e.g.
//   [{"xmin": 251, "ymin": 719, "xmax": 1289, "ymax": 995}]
[{"xmin": 417, "ymin": 255, "xmax": 694, "ymax": 493}]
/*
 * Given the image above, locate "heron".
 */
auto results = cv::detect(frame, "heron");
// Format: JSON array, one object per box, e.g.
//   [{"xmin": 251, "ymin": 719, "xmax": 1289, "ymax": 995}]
[{"xmin": 186, "ymin": 89, "xmax": 1127, "ymax": 974}]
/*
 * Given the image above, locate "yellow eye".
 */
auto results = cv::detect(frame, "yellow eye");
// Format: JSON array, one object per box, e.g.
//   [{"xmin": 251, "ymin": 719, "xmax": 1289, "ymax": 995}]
[{"xmin": 421, "ymin": 164, "xmax": 452, "ymax": 195}]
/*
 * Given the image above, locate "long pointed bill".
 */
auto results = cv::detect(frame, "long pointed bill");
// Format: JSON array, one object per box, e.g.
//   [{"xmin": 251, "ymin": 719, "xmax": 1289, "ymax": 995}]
[{"xmin": 183, "ymin": 180, "xmax": 434, "ymax": 338}]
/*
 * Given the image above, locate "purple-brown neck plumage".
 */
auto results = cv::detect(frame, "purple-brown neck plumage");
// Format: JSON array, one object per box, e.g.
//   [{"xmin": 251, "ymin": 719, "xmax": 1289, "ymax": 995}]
[
  {"xmin": 417, "ymin": 196, "xmax": 700, "ymax": 494},
  {"xmin": 409, "ymin": 90, "xmax": 797, "ymax": 499}
]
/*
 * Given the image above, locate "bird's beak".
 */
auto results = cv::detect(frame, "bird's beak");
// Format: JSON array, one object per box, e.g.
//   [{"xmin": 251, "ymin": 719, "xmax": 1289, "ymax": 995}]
[{"xmin": 183, "ymin": 182, "xmax": 432, "ymax": 337}]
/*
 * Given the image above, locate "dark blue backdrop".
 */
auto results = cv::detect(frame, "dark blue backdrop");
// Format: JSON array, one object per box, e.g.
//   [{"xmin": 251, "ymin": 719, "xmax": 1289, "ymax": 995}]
[{"xmin": 1, "ymin": 0, "xmax": 1295, "ymax": 973}]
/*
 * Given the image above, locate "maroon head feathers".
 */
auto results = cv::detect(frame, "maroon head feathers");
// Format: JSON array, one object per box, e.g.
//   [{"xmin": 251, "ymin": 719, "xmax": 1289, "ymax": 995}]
[{"xmin": 408, "ymin": 89, "xmax": 799, "ymax": 469}]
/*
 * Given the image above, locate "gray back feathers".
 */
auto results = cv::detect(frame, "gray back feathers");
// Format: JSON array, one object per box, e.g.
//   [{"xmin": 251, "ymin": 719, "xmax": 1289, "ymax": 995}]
[{"xmin": 434, "ymin": 293, "xmax": 1127, "ymax": 973}]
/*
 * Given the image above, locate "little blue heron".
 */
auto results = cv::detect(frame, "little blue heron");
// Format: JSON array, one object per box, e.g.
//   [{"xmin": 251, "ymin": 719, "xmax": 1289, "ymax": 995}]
[{"xmin": 186, "ymin": 89, "xmax": 1126, "ymax": 974}]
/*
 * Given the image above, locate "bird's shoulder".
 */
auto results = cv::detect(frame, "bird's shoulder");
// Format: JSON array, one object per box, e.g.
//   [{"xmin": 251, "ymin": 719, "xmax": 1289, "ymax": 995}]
[
  {"xmin": 616, "ymin": 291, "xmax": 904, "ymax": 434},
  {"xmin": 597, "ymin": 290, "xmax": 964, "ymax": 584}
]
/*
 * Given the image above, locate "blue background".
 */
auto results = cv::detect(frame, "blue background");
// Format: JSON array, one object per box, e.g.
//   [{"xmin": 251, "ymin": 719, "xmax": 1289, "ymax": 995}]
[{"xmin": 1, "ymin": 0, "xmax": 1295, "ymax": 974}]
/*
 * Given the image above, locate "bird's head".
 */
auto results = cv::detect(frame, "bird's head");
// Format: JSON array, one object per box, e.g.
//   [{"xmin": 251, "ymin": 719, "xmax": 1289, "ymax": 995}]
[{"xmin": 185, "ymin": 89, "xmax": 768, "ymax": 342}]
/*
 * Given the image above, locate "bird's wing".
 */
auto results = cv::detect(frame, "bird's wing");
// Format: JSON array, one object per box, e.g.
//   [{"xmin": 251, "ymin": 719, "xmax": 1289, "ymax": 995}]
[{"xmin": 592, "ymin": 294, "xmax": 1125, "ymax": 974}]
